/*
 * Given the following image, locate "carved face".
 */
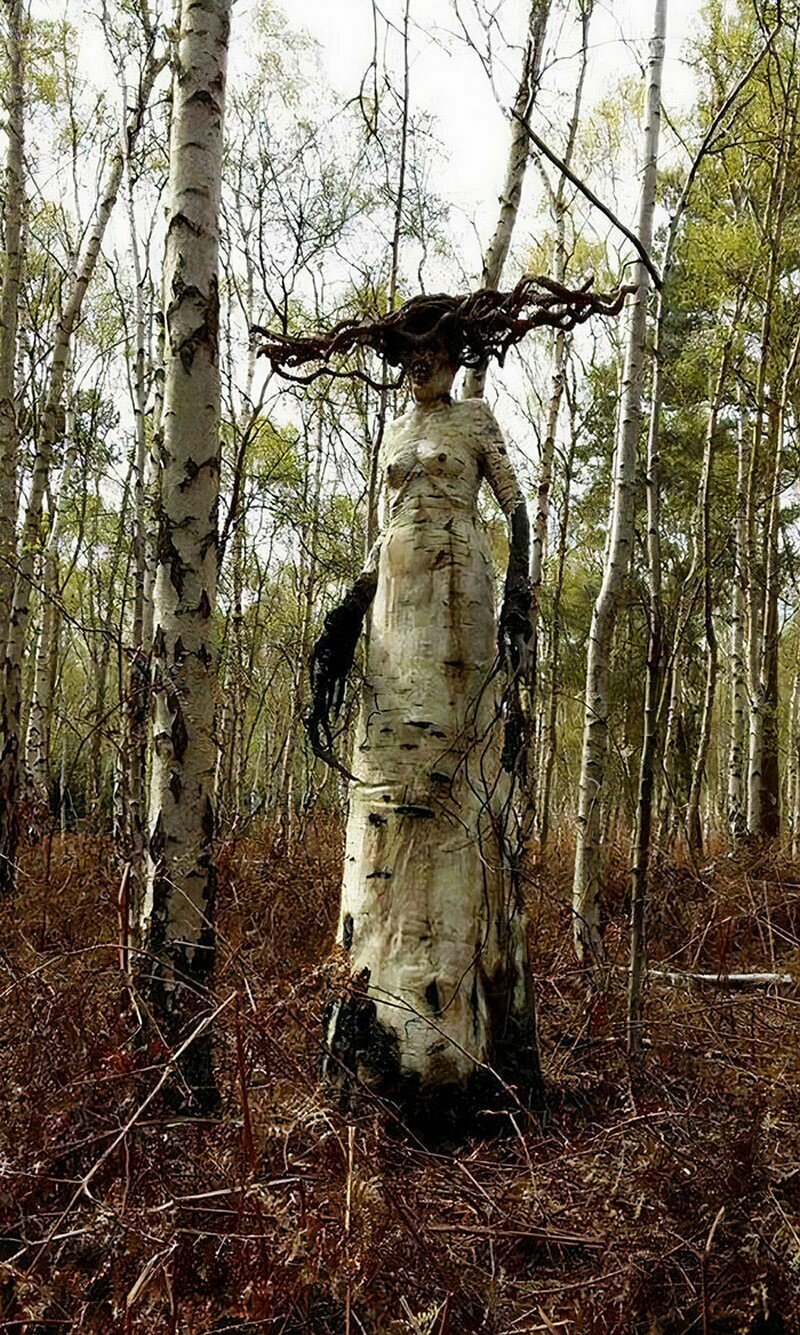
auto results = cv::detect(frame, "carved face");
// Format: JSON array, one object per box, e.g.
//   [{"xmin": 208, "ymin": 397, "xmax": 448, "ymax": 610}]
[{"xmin": 406, "ymin": 347, "xmax": 458, "ymax": 404}]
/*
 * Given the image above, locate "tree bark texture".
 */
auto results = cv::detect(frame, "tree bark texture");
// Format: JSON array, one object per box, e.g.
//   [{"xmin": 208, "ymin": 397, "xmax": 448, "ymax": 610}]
[
  {"xmin": 0, "ymin": 32, "xmax": 162, "ymax": 894},
  {"xmin": 328, "ymin": 398, "xmax": 539, "ymax": 1107},
  {"xmin": 138, "ymin": 0, "xmax": 230, "ymax": 1109},
  {"xmin": 463, "ymin": 0, "xmax": 550, "ymax": 399},
  {"xmin": 0, "ymin": 0, "xmax": 24, "ymax": 894},
  {"xmin": 572, "ymin": 0, "xmax": 665, "ymax": 964}
]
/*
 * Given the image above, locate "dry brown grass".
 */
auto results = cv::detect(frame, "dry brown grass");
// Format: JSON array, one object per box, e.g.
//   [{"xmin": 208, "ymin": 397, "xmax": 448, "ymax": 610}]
[{"xmin": 0, "ymin": 821, "xmax": 799, "ymax": 1332}]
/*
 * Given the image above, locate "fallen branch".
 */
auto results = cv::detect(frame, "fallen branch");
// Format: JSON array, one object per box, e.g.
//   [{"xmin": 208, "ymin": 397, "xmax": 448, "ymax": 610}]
[{"xmin": 649, "ymin": 969, "xmax": 795, "ymax": 988}]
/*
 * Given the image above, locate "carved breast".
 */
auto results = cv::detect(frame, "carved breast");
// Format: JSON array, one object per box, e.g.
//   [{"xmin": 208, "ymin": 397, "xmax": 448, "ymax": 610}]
[{"xmin": 384, "ymin": 406, "xmax": 482, "ymax": 514}]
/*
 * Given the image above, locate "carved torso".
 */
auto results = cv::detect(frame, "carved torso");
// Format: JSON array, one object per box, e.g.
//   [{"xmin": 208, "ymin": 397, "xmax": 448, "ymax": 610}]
[{"xmin": 336, "ymin": 395, "xmax": 527, "ymax": 1083}]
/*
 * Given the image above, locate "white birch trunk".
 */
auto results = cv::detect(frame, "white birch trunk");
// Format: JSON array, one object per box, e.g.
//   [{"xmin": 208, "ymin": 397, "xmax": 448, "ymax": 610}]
[
  {"xmin": 572, "ymin": 0, "xmax": 665, "ymax": 964},
  {"xmin": 138, "ymin": 0, "xmax": 229, "ymax": 1107},
  {"xmin": 790, "ymin": 661, "xmax": 800, "ymax": 859},
  {"xmin": 0, "ymin": 0, "xmax": 24, "ymax": 894},
  {"xmin": 0, "ymin": 38, "xmax": 163, "ymax": 892},
  {"xmin": 25, "ymin": 402, "xmax": 78, "ymax": 800},
  {"xmin": 117, "ymin": 134, "xmax": 153, "ymax": 900},
  {"xmin": 0, "ymin": 0, "xmax": 24, "ymax": 658},
  {"xmin": 728, "ymin": 401, "xmax": 748, "ymax": 841},
  {"xmin": 744, "ymin": 114, "xmax": 793, "ymax": 837},
  {"xmin": 529, "ymin": 4, "xmax": 591, "ymax": 603},
  {"xmin": 463, "ymin": 0, "xmax": 549, "ymax": 399}
]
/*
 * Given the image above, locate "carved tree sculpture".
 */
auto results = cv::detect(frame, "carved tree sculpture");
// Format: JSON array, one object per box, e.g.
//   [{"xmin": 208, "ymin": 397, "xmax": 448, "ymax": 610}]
[{"xmin": 255, "ymin": 278, "xmax": 626, "ymax": 1113}]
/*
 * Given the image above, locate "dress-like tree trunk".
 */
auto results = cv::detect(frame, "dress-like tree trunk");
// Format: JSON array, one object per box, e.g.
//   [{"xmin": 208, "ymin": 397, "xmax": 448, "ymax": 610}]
[
  {"xmin": 572, "ymin": 0, "xmax": 665, "ymax": 964},
  {"xmin": 328, "ymin": 399, "xmax": 538, "ymax": 1107},
  {"xmin": 138, "ymin": 0, "xmax": 230, "ymax": 1110}
]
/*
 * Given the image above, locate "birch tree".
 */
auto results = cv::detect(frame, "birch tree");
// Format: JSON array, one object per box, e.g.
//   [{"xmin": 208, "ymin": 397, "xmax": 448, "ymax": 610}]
[
  {"xmin": 0, "ymin": 0, "xmax": 24, "ymax": 892},
  {"xmin": 0, "ymin": 0, "xmax": 24, "ymax": 659},
  {"xmin": 462, "ymin": 0, "xmax": 550, "ymax": 399},
  {"xmin": 137, "ymin": 0, "xmax": 230, "ymax": 1110},
  {"xmin": 572, "ymin": 0, "xmax": 666, "ymax": 965},
  {"xmin": 0, "ymin": 12, "xmax": 164, "ymax": 894}
]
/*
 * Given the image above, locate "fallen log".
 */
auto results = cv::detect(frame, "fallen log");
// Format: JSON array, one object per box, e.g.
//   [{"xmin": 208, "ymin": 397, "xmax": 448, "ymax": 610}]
[{"xmin": 648, "ymin": 969, "xmax": 795, "ymax": 988}]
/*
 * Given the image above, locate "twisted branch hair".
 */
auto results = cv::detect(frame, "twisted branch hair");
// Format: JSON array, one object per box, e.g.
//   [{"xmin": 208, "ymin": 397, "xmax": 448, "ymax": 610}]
[{"xmin": 252, "ymin": 274, "xmax": 633, "ymax": 387}]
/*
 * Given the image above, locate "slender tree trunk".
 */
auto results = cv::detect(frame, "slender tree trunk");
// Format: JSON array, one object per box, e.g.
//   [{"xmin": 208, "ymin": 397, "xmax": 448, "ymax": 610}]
[
  {"xmin": 686, "ymin": 352, "xmax": 731, "ymax": 854},
  {"xmin": 728, "ymin": 400, "xmax": 748, "ymax": 843},
  {"xmin": 631, "ymin": 20, "xmax": 769, "ymax": 902},
  {"xmin": 26, "ymin": 399, "xmax": 78, "ymax": 802},
  {"xmin": 789, "ymin": 658, "xmax": 800, "ymax": 859},
  {"xmin": 118, "ymin": 133, "xmax": 152, "ymax": 900},
  {"xmin": 539, "ymin": 420, "xmax": 575, "ymax": 850},
  {"xmin": 758, "ymin": 329, "xmax": 800, "ymax": 839},
  {"xmin": 573, "ymin": 0, "xmax": 665, "ymax": 965},
  {"xmin": 529, "ymin": 4, "xmax": 591, "ymax": 613},
  {"xmin": 463, "ymin": 0, "xmax": 550, "ymax": 399},
  {"xmin": 628, "ymin": 308, "xmax": 665, "ymax": 1052},
  {"xmin": 365, "ymin": 0, "xmax": 410, "ymax": 552},
  {"xmin": 0, "ymin": 34, "xmax": 162, "ymax": 894},
  {"xmin": 0, "ymin": 0, "xmax": 24, "ymax": 657},
  {"xmin": 0, "ymin": 0, "xmax": 25, "ymax": 893},
  {"xmin": 137, "ymin": 0, "xmax": 230, "ymax": 1111},
  {"xmin": 745, "ymin": 113, "xmax": 792, "ymax": 838}
]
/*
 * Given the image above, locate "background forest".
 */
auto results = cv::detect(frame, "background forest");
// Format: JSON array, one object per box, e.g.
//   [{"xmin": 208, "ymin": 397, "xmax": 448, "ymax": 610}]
[{"xmin": 1, "ymin": 0, "xmax": 800, "ymax": 1330}]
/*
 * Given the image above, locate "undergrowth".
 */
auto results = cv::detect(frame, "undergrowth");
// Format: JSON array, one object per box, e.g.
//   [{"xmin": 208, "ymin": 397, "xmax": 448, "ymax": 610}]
[{"xmin": 0, "ymin": 820, "xmax": 799, "ymax": 1332}]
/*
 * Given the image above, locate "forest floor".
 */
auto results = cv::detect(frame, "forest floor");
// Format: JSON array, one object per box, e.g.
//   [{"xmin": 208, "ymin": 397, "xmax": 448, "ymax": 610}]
[{"xmin": 1, "ymin": 821, "xmax": 800, "ymax": 1333}]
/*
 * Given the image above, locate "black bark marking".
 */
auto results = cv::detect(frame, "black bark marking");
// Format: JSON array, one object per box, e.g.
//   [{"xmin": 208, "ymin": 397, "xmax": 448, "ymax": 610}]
[
  {"xmin": 185, "ymin": 88, "xmax": 221, "ymax": 112},
  {"xmin": 396, "ymin": 804, "xmax": 434, "ymax": 819},
  {"xmin": 168, "ymin": 274, "xmax": 220, "ymax": 371},
  {"xmin": 148, "ymin": 811, "xmax": 165, "ymax": 862},
  {"xmin": 170, "ymin": 701, "xmax": 188, "ymax": 762},
  {"xmin": 342, "ymin": 913, "xmax": 354, "ymax": 950},
  {"xmin": 157, "ymin": 502, "xmax": 187, "ymax": 597},
  {"xmin": 169, "ymin": 770, "xmax": 182, "ymax": 803},
  {"xmin": 368, "ymin": 812, "xmax": 387, "ymax": 826},
  {"xmin": 365, "ymin": 870, "xmax": 392, "ymax": 879},
  {"xmin": 199, "ymin": 588, "xmax": 212, "ymax": 618},
  {"xmin": 470, "ymin": 975, "xmax": 480, "ymax": 1037},
  {"xmin": 425, "ymin": 980, "xmax": 441, "ymax": 1015},
  {"xmin": 168, "ymin": 209, "xmax": 202, "ymax": 238}
]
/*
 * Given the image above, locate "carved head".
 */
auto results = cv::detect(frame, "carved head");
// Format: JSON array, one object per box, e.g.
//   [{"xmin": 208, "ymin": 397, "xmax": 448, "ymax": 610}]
[{"xmin": 406, "ymin": 347, "xmax": 458, "ymax": 403}]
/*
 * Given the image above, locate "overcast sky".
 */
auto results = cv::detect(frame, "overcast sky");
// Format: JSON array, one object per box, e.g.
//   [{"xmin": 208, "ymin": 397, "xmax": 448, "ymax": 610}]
[{"xmin": 287, "ymin": 0, "xmax": 708, "ymax": 274}]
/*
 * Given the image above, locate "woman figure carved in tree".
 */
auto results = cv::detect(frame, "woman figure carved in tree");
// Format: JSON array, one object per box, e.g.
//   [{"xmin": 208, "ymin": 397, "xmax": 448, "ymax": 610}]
[{"xmin": 256, "ymin": 277, "xmax": 625, "ymax": 1116}]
